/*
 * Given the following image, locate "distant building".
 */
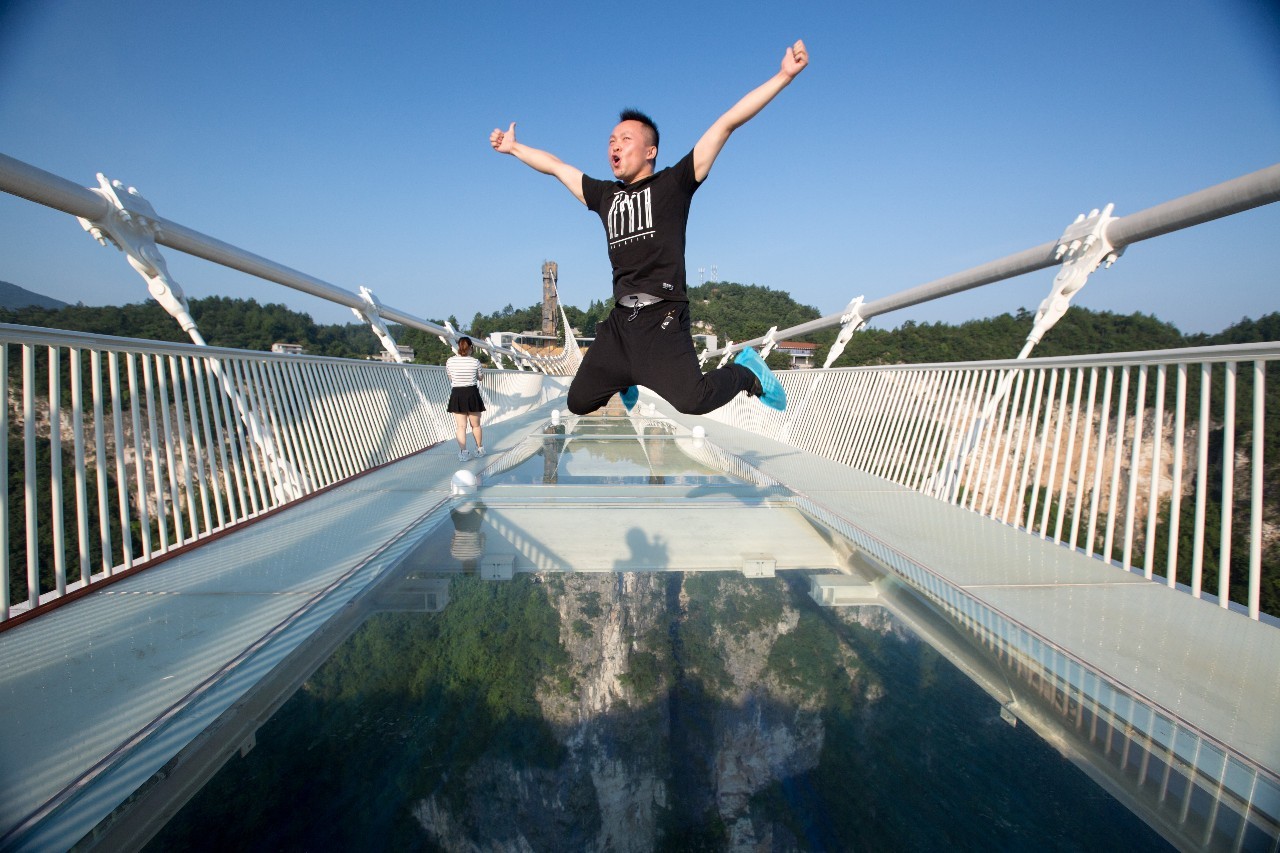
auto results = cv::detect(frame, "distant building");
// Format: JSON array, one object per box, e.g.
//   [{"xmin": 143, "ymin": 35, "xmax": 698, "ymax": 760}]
[
  {"xmin": 774, "ymin": 340, "xmax": 818, "ymax": 369},
  {"xmin": 271, "ymin": 342, "xmax": 303, "ymax": 355},
  {"xmin": 369, "ymin": 345, "xmax": 415, "ymax": 363}
]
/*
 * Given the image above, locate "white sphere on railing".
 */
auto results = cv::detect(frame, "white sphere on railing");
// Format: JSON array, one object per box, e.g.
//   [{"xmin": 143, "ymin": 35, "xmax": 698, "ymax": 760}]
[{"xmin": 692, "ymin": 425, "xmax": 705, "ymax": 439}]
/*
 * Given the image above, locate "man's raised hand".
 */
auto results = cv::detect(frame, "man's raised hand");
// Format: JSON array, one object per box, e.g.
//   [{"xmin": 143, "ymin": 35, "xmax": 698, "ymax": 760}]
[
  {"xmin": 782, "ymin": 40, "xmax": 809, "ymax": 79},
  {"xmin": 490, "ymin": 122, "xmax": 517, "ymax": 154}
]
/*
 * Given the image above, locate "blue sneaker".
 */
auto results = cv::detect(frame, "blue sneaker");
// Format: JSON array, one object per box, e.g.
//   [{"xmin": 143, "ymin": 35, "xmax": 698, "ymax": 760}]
[
  {"xmin": 734, "ymin": 348, "xmax": 786, "ymax": 411},
  {"xmin": 620, "ymin": 385, "xmax": 639, "ymax": 411}
]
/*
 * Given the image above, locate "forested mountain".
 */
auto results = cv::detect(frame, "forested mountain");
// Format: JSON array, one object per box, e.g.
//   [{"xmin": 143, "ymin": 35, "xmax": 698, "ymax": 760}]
[
  {"xmin": 0, "ymin": 281, "xmax": 67, "ymax": 310},
  {"xmin": 1, "ymin": 284, "xmax": 1275, "ymax": 368},
  {"xmin": 0, "ymin": 296, "xmax": 456, "ymax": 365}
]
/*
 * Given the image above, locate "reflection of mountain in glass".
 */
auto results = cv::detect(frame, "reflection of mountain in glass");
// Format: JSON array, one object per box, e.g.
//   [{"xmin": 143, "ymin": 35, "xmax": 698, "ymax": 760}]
[{"xmin": 148, "ymin": 574, "xmax": 1168, "ymax": 851}]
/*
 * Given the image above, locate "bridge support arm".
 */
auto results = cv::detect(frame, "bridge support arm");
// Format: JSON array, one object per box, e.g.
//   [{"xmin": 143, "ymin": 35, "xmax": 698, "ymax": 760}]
[
  {"xmin": 486, "ymin": 335, "xmax": 508, "ymax": 369},
  {"xmin": 77, "ymin": 173, "xmax": 305, "ymax": 500},
  {"xmin": 438, "ymin": 320, "xmax": 460, "ymax": 356},
  {"xmin": 823, "ymin": 296, "xmax": 866, "ymax": 368},
  {"xmin": 1019, "ymin": 204, "xmax": 1123, "ymax": 359},
  {"xmin": 352, "ymin": 286, "xmax": 406, "ymax": 362},
  {"xmin": 759, "ymin": 327, "xmax": 779, "ymax": 360},
  {"xmin": 77, "ymin": 174, "xmax": 204, "ymax": 343}
]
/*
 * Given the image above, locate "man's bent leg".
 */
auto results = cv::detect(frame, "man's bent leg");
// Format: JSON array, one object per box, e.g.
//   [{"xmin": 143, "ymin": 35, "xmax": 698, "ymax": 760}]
[
  {"xmin": 567, "ymin": 313, "xmax": 632, "ymax": 415},
  {"xmin": 633, "ymin": 304, "xmax": 755, "ymax": 415}
]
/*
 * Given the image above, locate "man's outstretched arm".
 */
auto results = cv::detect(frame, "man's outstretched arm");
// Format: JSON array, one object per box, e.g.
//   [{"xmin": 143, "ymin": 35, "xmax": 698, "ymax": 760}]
[
  {"xmin": 692, "ymin": 40, "xmax": 809, "ymax": 182},
  {"xmin": 490, "ymin": 122, "xmax": 586, "ymax": 205}
]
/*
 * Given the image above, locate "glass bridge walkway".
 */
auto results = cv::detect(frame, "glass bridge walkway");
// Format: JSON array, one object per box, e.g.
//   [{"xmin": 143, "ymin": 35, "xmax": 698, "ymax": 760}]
[{"xmin": 1, "ymin": 395, "xmax": 1276, "ymax": 851}]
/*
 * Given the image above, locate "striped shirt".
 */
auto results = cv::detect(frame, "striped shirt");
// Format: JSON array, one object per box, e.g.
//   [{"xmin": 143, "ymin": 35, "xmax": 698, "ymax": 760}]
[{"xmin": 446, "ymin": 355, "xmax": 482, "ymax": 387}]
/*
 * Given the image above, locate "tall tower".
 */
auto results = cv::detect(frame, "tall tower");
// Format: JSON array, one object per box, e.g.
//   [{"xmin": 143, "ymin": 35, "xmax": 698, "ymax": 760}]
[{"xmin": 541, "ymin": 260, "xmax": 558, "ymax": 337}]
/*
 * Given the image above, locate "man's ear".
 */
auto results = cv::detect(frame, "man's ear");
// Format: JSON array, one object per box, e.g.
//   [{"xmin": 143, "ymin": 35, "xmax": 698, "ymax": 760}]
[{"xmin": 646, "ymin": 145, "xmax": 658, "ymax": 163}]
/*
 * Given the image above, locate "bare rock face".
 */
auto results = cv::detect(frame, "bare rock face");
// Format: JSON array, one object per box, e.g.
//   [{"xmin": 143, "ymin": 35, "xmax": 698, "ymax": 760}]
[{"xmin": 412, "ymin": 573, "xmax": 883, "ymax": 852}]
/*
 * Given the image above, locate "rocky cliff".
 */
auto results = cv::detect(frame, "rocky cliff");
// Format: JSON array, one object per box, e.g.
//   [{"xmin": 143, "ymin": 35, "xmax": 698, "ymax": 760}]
[{"xmin": 410, "ymin": 572, "xmax": 881, "ymax": 852}]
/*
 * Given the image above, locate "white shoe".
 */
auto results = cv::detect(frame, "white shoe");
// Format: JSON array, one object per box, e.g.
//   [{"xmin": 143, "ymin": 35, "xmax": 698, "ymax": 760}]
[
  {"xmin": 475, "ymin": 446, "xmax": 486, "ymax": 457},
  {"xmin": 458, "ymin": 448, "xmax": 470, "ymax": 461}
]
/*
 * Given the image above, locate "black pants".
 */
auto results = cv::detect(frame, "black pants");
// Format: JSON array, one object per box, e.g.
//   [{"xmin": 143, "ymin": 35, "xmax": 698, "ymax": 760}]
[{"xmin": 567, "ymin": 302, "xmax": 754, "ymax": 416}]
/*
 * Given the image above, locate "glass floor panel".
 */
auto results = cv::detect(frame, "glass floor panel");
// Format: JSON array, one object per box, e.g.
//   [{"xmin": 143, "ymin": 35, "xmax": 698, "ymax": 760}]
[
  {"xmin": 101, "ymin": 415, "xmax": 1193, "ymax": 850},
  {"xmin": 484, "ymin": 419, "xmax": 745, "ymax": 487},
  {"xmin": 140, "ymin": 568, "xmax": 1171, "ymax": 852}
]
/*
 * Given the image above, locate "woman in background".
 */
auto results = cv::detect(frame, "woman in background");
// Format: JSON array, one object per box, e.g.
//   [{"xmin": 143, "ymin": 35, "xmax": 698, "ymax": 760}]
[{"xmin": 446, "ymin": 337, "xmax": 486, "ymax": 461}]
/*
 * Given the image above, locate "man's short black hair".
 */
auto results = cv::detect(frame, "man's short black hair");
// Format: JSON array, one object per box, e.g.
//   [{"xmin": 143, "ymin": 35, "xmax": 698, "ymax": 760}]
[{"xmin": 619, "ymin": 108, "xmax": 659, "ymax": 150}]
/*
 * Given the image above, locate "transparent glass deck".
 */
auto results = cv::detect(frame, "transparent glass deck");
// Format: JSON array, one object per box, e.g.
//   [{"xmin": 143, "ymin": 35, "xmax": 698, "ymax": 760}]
[{"xmin": 86, "ymin": 413, "xmax": 1222, "ymax": 851}]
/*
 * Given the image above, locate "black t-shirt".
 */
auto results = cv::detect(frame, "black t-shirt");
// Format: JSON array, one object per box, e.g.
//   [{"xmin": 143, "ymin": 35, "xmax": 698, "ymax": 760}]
[{"xmin": 581, "ymin": 150, "xmax": 701, "ymax": 304}]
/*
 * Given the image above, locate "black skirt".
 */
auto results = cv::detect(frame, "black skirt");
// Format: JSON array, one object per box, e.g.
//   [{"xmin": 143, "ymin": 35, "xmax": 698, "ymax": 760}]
[{"xmin": 447, "ymin": 385, "xmax": 486, "ymax": 414}]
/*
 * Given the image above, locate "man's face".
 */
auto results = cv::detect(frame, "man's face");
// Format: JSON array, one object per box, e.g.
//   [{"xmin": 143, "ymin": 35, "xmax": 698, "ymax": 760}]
[{"xmin": 608, "ymin": 120, "xmax": 656, "ymax": 183}]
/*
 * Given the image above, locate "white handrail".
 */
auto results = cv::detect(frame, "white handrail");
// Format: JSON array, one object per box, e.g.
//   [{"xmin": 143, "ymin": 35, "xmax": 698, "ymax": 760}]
[
  {"xmin": 0, "ymin": 153, "xmax": 561, "ymax": 371},
  {"xmin": 705, "ymin": 163, "xmax": 1280, "ymax": 356}
]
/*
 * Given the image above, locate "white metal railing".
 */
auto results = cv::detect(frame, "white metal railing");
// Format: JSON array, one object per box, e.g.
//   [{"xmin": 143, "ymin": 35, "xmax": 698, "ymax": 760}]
[
  {"xmin": 1, "ymin": 323, "xmax": 562, "ymax": 622},
  {"xmin": 706, "ymin": 342, "xmax": 1276, "ymax": 620},
  {"xmin": 701, "ymin": 163, "xmax": 1280, "ymax": 366}
]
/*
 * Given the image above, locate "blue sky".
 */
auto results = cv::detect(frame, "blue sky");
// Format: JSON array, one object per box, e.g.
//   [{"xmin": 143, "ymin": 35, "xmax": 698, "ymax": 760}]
[{"xmin": 1, "ymin": 0, "xmax": 1277, "ymax": 337}]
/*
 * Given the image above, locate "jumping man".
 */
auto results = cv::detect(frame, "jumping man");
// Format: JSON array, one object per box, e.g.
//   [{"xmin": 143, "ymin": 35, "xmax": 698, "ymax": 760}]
[{"xmin": 489, "ymin": 40, "xmax": 809, "ymax": 416}]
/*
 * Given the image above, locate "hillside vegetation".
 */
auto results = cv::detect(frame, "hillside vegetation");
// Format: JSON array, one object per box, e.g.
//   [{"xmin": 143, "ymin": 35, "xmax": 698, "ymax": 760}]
[{"xmin": 3, "ymin": 284, "xmax": 1276, "ymax": 367}]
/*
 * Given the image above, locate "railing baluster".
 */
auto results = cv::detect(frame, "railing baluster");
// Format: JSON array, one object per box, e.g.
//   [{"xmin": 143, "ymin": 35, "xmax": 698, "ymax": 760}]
[
  {"xmin": 166, "ymin": 355, "xmax": 199, "ymax": 541},
  {"xmin": 1049, "ymin": 368, "xmax": 1080, "ymax": 540},
  {"xmin": 125, "ymin": 353, "xmax": 154, "ymax": 558},
  {"xmin": 23, "ymin": 344, "xmax": 40, "ymax": 606},
  {"xmin": 1191, "ymin": 362, "xmax": 1211, "ymax": 599},
  {"xmin": 70, "ymin": 349, "xmax": 91, "ymax": 585},
  {"xmin": 1, "ymin": 344, "xmax": 8, "ymax": 619},
  {"xmin": 1121, "ymin": 365, "xmax": 1148, "ymax": 571},
  {"xmin": 1087, "ymin": 366, "xmax": 1112, "ymax": 558},
  {"xmin": 186, "ymin": 354, "xmax": 226, "ymax": 530},
  {"xmin": 1219, "ymin": 362, "xmax": 1236, "ymax": 608},
  {"xmin": 48, "ymin": 346, "xmax": 66, "ymax": 596},
  {"xmin": 228, "ymin": 358, "xmax": 270, "ymax": 512},
  {"xmin": 958, "ymin": 369, "xmax": 998, "ymax": 508},
  {"xmin": 1248, "ymin": 359, "xmax": 1265, "ymax": 619},
  {"xmin": 1016, "ymin": 370, "xmax": 1043, "ymax": 528},
  {"xmin": 141, "ymin": 353, "xmax": 170, "ymax": 553},
  {"xmin": 91, "ymin": 351, "xmax": 112, "ymax": 574},
  {"xmin": 108, "ymin": 352, "xmax": 133, "ymax": 570},
  {"xmin": 1143, "ymin": 365, "xmax": 1167, "ymax": 579},
  {"xmin": 1165, "ymin": 363, "xmax": 1187, "ymax": 588}
]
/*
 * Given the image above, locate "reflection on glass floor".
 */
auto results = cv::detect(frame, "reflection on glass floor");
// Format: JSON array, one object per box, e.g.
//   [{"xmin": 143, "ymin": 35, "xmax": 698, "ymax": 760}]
[
  {"xmin": 95, "ymin": 414, "xmax": 1274, "ymax": 851},
  {"xmin": 485, "ymin": 417, "xmax": 745, "ymax": 486}
]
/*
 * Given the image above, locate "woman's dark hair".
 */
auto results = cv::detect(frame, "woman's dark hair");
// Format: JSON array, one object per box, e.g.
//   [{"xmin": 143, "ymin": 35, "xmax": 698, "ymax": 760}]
[
  {"xmin": 619, "ymin": 108, "xmax": 659, "ymax": 150},
  {"xmin": 457, "ymin": 336, "xmax": 472, "ymax": 349}
]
